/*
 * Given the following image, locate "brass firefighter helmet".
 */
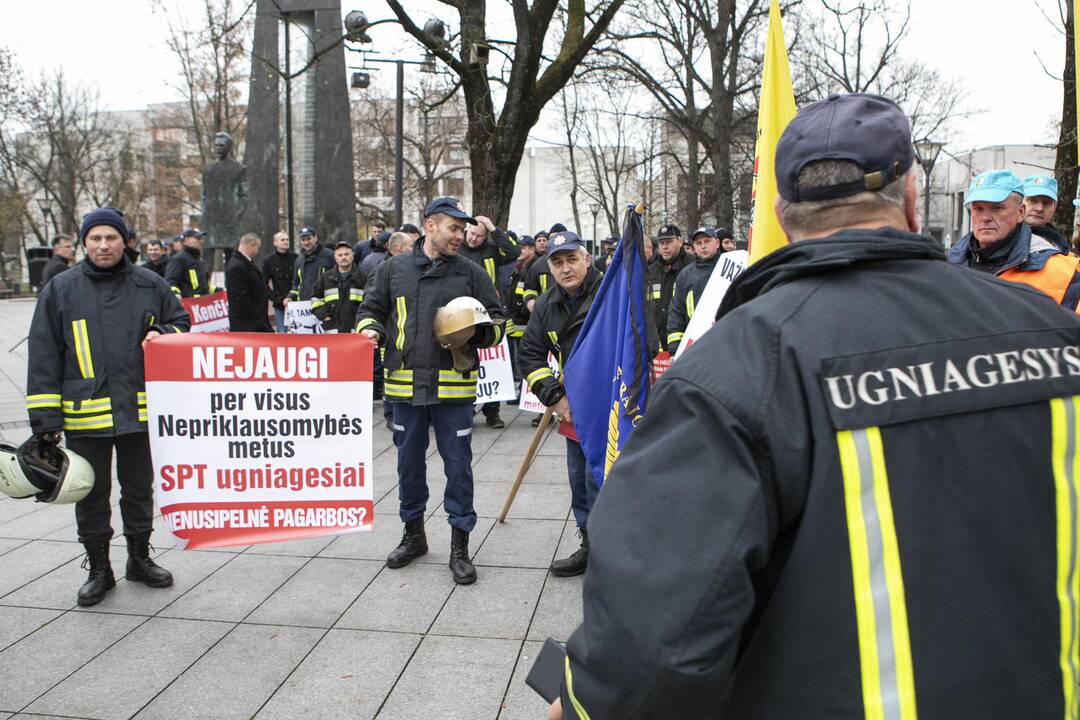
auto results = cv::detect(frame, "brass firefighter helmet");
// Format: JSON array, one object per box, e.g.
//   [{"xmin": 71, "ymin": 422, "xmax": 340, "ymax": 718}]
[{"xmin": 434, "ymin": 296, "xmax": 494, "ymax": 371}]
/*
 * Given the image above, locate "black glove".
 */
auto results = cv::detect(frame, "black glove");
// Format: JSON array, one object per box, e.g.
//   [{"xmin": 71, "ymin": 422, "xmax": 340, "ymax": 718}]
[{"xmin": 36, "ymin": 431, "xmax": 62, "ymax": 446}]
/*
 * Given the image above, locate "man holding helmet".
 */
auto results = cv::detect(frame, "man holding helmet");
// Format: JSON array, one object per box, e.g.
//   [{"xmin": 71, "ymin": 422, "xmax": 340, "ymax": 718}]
[
  {"xmin": 26, "ymin": 207, "xmax": 190, "ymax": 607},
  {"xmin": 355, "ymin": 196, "xmax": 505, "ymax": 584}
]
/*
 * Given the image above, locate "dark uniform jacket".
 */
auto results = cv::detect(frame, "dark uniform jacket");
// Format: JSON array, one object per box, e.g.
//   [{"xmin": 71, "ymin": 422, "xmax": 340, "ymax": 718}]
[
  {"xmin": 523, "ymin": 255, "xmax": 553, "ymax": 305},
  {"xmin": 225, "ymin": 251, "xmax": 272, "ymax": 332},
  {"xmin": 518, "ymin": 267, "xmax": 602, "ymax": 407},
  {"xmin": 263, "ymin": 249, "xmax": 297, "ymax": 310},
  {"xmin": 27, "ymin": 258, "xmax": 190, "ymax": 437},
  {"xmin": 505, "ymin": 255, "xmax": 539, "ymax": 339},
  {"xmin": 561, "ymin": 229, "xmax": 1080, "ymax": 720},
  {"xmin": 41, "ymin": 255, "xmax": 70, "ymax": 287},
  {"xmin": 165, "ymin": 245, "xmax": 213, "ymax": 297},
  {"xmin": 1032, "ymin": 222, "xmax": 1072, "ymax": 254},
  {"xmin": 311, "ymin": 267, "xmax": 367, "ymax": 334},
  {"xmin": 289, "ymin": 243, "xmax": 335, "ymax": 301},
  {"xmin": 646, "ymin": 249, "xmax": 691, "ymax": 355},
  {"xmin": 666, "ymin": 253, "xmax": 719, "ymax": 351},
  {"xmin": 355, "ymin": 239, "xmax": 505, "ymax": 405},
  {"xmin": 142, "ymin": 256, "xmax": 168, "ymax": 278},
  {"xmin": 459, "ymin": 228, "xmax": 520, "ymax": 291}
]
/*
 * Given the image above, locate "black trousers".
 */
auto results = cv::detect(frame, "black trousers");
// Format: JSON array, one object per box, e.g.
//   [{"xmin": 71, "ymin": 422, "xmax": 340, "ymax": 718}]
[{"xmin": 66, "ymin": 433, "xmax": 155, "ymax": 543}]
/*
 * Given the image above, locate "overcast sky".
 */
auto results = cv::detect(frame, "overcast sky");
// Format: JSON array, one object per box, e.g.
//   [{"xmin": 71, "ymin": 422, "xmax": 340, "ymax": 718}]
[{"xmin": 1, "ymin": 0, "xmax": 1067, "ymax": 151}]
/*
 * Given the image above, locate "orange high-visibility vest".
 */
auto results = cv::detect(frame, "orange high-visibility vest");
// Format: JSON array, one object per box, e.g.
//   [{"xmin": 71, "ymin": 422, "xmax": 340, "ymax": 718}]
[{"xmin": 999, "ymin": 252, "xmax": 1080, "ymax": 313}]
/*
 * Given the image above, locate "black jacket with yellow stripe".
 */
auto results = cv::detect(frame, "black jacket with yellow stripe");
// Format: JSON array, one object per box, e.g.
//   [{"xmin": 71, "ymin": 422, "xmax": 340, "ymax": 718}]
[
  {"xmin": 459, "ymin": 227, "xmax": 520, "ymax": 290},
  {"xmin": 505, "ymin": 255, "xmax": 539, "ymax": 338},
  {"xmin": 311, "ymin": 267, "xmax": 367, "ymax": 334},
  {"xmin": 561, "ymin": 229, "xmax": 1080, "ymax": 720},
  {"xmin": 664, "ymin": 253, "xmax": 717, "ymax": 352},
  {"xmin": 646, "ymin": 248, "xmax": 691, "ymax": 353},
  {"xmin": 523, "ymin": 255, "xmax": 554, "ymax": 305},
  {"xmin": 518, "ymin": 267, "xmax": 601, "ymax": 407},
  {"xmin": 164, "ymin": 245, "xmax": 213, "ymax": 297},
  {"xmin": 354, "ymin": 239, "xmax": 505, "ymax": 405},
  {"xmin": 27, "ymin": 257, "xmax": 190, "ymax": 437},
  {"xmin": 288, "ymin": 243, "xmax": 335, "ymax": 301}
]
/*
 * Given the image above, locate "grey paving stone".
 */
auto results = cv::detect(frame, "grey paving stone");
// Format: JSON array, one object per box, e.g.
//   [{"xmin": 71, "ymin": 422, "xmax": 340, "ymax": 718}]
[
  {"xmin": 376, "ymin": 635, "xmax": 520, "ymax": 720},
  {"xmin": 77, "ymin": 548, "xmax": 233, "ymax": 616},
  {"xmin": 25, "ymin": 617, "xmax": 232, "ymax": 720},
  {"xmin": 473, "ymin": 519, "xmax": 565, "ymax": 569},
  {"xmin": 527, "ymin": 575, "xmax": 584, "ymax": 644},
  {"xmin": 158, "ymin": 553, "xmax": 305, "ymax": 622},
  {"xmin": 0, "ymin": 607, "xmax": 63, "ymax": 653},
  {"xmin": 473, "ymin": 454, "xmax": 567, "ymax": 484},
  {"xmin": 256, "ymin": 629, "xmax": 419, "ymax": 720},
  {"xmin": 0, "ymin": 538, "xmax": 27, "ymax": 557},
  {"xmin": 471, "ymin": 482, "xmax": 571, "ymax": 521},
  {"xmin": 335, "ymin": 562, "xmax": 454, "ymax": 634},
  {"xmin": 0, "ymin": 611, "xmax": 144, "ymax": 712},
  {"xmin": 0, "ymin": 504, "xmax": 75, "ymax": 540},
  {"xmin": 133, "ymin": 624, "xmax": 322, "ymax": 720},
  {"xmin": 317, "ymin": 521, "xmax": 405, "ymax": 561},
  {"xmin": 243, "ymin": 533, "xmax": 335, "ymax": 558},
  {"xmin": 498, "ymin": 640, "xmax": 552, "ymax": 720},
  {"xmin": 431, "ymin": 567, "xmax": 547, "ymax": 641},
  {"xmin": 246, "ymin": 558, "xmax": 382, "ymax": 628},
  {"xmin": 416, "ymin": 515, "xmax": 496, "ymax": 566},
  {"xmin": 0, "ymin": 540, "xmax": 84, "ymax": 599},
  {"xmin": 0, "ymin": 500, "xmax": 44, "ymax": 528},
  {"xmin": 0, "ymin": 555, "xmax": 83, "ymax": 611},
  {"xmin": 554, "ymin": 520, "xmax": 583, "ymax": 558}
]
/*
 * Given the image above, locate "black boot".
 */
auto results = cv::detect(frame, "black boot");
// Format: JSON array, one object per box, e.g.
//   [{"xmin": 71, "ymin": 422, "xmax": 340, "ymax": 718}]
[
  {"xmin": 484, "ymin": 411, "xmax": 505, "ymax": 429},
  {"xmin": 125, "ymin": 532, "xmax": 174, "ymax": 587},
  {"xmin": 77, "ymin": 538, "xmax": 116, "ymax": 607},
  {"xmin": 387, "ymin": 518, "xmax": 428, "ymax": 568},
  {"xmin": 550, "ymin": 528, "xmax": 589, "ymax": 577},
  {"xmin": 449, "ymin": 527, "xmax": 477, "ymax": 585}
]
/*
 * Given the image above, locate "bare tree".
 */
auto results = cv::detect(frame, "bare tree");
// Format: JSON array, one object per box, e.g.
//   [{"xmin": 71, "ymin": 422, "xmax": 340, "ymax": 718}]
[
  {"xmin": 383, "ymin": 0, "xmax": 627, "ymax": 227},
  {"xmin": 1042, "ymin": 0, "xmax": 1077, "ymax": 235}
]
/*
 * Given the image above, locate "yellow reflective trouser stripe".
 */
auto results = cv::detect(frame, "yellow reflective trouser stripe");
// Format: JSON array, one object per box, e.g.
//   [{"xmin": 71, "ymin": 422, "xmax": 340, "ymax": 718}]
[
  {"xmin": 26, "ymin": 393, "xmax": 61, "ymax": 409},
  {"xmin": 484, "ymin": 258, "xmax": 496, "ymax": 284},
  {"xmin": 188, "ymin": 268, "xmax": 198, "ymax": 290},
  {"xmin": 564, "ymin": 656, "xmax": 592, "ymax": 720},
  {"xmin": 526, "ymin": 368, "xmax": 554, "ymax": 386},
  {"xmin": 837, "ymin": 427, "xmax": 917, "ymax": 720},
  {"xmin": 71, "ymin": 319, "xmax": 94, "ymax": 379},
  {"xmin": 1050, "ymin": 396, "xmax": 1080, "ymax": 720},
  {"xmin": 395, "ymin": 296, "xmax": 407, "ymax": 351},
  {"xmin": 686, "ymin": 292, "xmax": 696, "ymax": 318},
  {"xmin": 64, "ymin": 414, "xmax": 113, "ymax": 430}
]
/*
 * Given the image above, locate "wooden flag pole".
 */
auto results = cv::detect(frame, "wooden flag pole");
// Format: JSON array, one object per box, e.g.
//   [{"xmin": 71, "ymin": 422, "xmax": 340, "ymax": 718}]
[{"xmin": 498, "ymin": 406, "xmax": 555, "ymax": 522}]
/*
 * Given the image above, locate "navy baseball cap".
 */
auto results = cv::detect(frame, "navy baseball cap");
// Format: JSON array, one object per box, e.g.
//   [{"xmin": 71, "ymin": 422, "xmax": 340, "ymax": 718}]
[
  {"xmin": 299, "ymin": 226, "xmax": 317, "ymax": 237},
  {"xmin": 657, "ymin": 224, "xmax": 681, "ymax": 239},
  {"xmin": 182, "ymin": 228, "xmax": 207, "ymax": 238},
  {"xmin": 533, "ymin": 229, "xmax": 550, "ymax": 239},
  {"xmin": 424, "ymin": 196, "xmax": 477, "ymax": 224},
  {"xmin": 776, "ymin": 93, "xmax": 914, "ymax": 202},
  {"xmin": 518, "ymin": 234, "xmax": 535, "ymax": 246},
  {"xmin": 690, "ymin": 226, "xmax": 718, "ymax": 241},
  {"xmin": 549, "ymin": 223, "xmax": 568, "ymax": 234},
  {"xmin": 602, "ymin": 235, "xmax": 619, "ymax": 245},
  {"xmin": 333, "ymin": 240, "xmax": 353, "ymax": 250},
  {"xmin": 548, "ymin": 231, "xmax": 586, "ymax": 255}
]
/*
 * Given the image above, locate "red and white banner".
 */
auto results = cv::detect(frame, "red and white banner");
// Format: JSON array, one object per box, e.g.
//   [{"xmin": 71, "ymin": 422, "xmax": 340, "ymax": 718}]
[
  {"xmin": 673, "ymin": 250, "xmax": 748, "ymax": 361},
  {"xmin": 652, "ymin": 351, "xmax": 672, "ymax": 382},
  {"xmin": 475, "ymin": 338, "xmax": 516, "ymax": 404},
  {"xmin": 144, "ymin": 333, "xmax": 374, "ymax": 549},
  {"xmin": 181, "ymin": 291, "xmax": 230, "ymax": 333}
]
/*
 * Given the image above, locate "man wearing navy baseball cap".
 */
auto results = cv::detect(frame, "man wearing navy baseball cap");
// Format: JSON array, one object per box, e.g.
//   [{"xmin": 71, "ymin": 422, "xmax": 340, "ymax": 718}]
[
  {"xmin": 286, "ymin": 226, "xmax": 335, "ymax": 303},
  {"xmin": 948, "ymin": 169, "xmax": 1080, "ymax": 310},
  {"xmin": 355, "ymin": 196, "xmax": 505, "ymax": 584},
  {"xmin": 550, "ymin": 93, "xmax": 1080, "ymax": 720},
  {"xmin": 665, "ymin": 225, "xmax": 730, "ymax": 353},
  {"xmin": 165, "ymin": 227, "xmax": 214, "ymax": 298}
]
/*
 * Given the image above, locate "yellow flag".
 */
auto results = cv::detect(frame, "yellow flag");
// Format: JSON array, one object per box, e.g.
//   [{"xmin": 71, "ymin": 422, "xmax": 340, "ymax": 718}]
[{"xmin": 747, "ymin": 0, "xmax": 797, "ymax": 265}]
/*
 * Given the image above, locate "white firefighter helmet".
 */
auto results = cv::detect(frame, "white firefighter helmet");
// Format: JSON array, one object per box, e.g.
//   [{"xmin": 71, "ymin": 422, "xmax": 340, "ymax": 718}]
[
  {"xmin": 0, "ymin": 437, "xmax": 94, "ymax": 504},
  {"xmin": 434, "ymin": 296, "xmax": 496, "ymax": 371}
]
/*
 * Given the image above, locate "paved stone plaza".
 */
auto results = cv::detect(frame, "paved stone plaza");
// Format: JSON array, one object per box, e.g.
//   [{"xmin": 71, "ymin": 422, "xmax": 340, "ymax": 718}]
[{"xmin": 0, "ymin": 298, "xmax": 576, "ymax": 720}]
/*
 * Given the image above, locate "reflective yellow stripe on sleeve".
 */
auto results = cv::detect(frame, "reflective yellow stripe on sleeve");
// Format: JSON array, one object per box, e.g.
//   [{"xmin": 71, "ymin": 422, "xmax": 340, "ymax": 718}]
[
  {"xmin": 526, "ymin": 368, "xmax": 554, "ymax": 386},
  {"xmin": 483, "ymin": 257, "xmax": 496, "ymax": 284},
  {"xmin": 1050, "ymin": 396, "xmax": 1080, "ymax": 720},
  {"xmin": 71, "ymin": 319, "xmax": 94, "ymax": 379},
  {"xmin": 395, "ymin": 296, "xmax": 407, "ymax": 352},
  {"xmin": 666, "ymin": 332, "xmax": 684, "ymax": 347},
  {"xmin": 349, "ymin": 289, "xmax": 364, "ymax": 303},
  {"xmin": 356, "ymin": 317, "xmax": 378, "ymax": 334},
  {"xmin": 564, "ymin": 657, "xmax": 592, "ymax": 720},
  {"xmin": 837, "ymin": 427, "xmax": 917, "ymax": 720},
  {"xmin": 323, "ymin": 289, "xmax": 341, "ymax": 302}
]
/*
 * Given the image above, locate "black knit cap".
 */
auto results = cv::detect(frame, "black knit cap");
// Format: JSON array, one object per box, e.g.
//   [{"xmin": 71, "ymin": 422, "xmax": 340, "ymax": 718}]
[{"xmin": 79, "ymin": 208, "xmax": 129, "ymax": 244}]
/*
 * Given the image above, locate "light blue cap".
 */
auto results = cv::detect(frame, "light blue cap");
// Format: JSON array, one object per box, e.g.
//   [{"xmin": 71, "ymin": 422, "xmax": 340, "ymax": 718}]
[
  {"xmin": 1022, "ymin": 174, "xmax": 1058, "ymax": 201},
  {"xmin": 1073, "ymin": 198, "xmax": 1080, "ymax": 208},
  {"xmin": 965, "ymin": 170, "xmax": 1024, "ymax": 205}
]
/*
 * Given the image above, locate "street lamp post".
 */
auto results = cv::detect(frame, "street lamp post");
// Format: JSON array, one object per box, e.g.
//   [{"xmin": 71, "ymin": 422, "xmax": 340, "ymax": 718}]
[
  {"xmin": 589, "ymin": 202, "xmax": 600, "ymax": 256},
  {"xmin": 35, "ymin": 197, "xmax": 53, "ymax": 242},
  {"xmin": 914, "ymin": 139, "xmax": 944, "ymax": 238}
]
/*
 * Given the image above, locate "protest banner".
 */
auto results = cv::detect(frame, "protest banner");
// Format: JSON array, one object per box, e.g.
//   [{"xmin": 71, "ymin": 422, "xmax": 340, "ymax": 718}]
[
  {"xmin": 145, "ymin": 332, "xmax": 374, "ymax": 549},
  {"xmin": 181, "ymin": 291, "xmax": 230, "ymax": 333},
  {"xmin": 673, "ymin": 250, "xmax": 748, "ymax": 362},
  {"xmin": 652, "ymin": 351, "xmax": 672, "ymax": 381},
  {"xmin": 518, "ymin": 352, "xmax": 561, "ymax": 414},
  {"xmin": 284, "ymin": 300, "xmax": 325, "ymax": 334},
  {"xmin": 475, "ymin": 337, "xmax": 516, "ymax": 404}
]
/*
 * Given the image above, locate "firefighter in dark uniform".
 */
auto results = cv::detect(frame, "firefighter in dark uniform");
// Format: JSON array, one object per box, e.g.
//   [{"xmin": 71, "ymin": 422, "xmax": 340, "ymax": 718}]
[
  {"xmin": 646, "ymin": 223, "xmax": 691, "ymax": 355},
  {"xmin": 165, "ymin": 228, "xmax": 214, "ymax": 298},
  {"xmin": 524, "ymin": 226, "xmax": 563, "ymax": 312},
  {"xmin": 27, "ymin": 208, "xmax": 190, "ymax": 607},
  {"xmin": 311, "ymin": 241, "xmax": 368, "ymax": 333},
  {"xmin": 551, "ymin": 93, "xmax": 1080, "ymax": 720},
  {"xmin": 518, "ymin": 231, "xmax": 603, "ymax": 577},
  {"xmin": 665, "ymin": 225, "xmax": 731, "ymax": 353},
  {"xmin": 286, "ymin": 226, "xmax": 335, "ymax": 303},
  {"xmin": 505, "ymin": 234, "xmax": 537, "ymax": 390},
  {"xmin": 460, "ymin": 214, "xmax": 519, "ymax": 428},
  {"xmin": 355, "ymin": 197, "xmax": 505, "ymax": 585}
]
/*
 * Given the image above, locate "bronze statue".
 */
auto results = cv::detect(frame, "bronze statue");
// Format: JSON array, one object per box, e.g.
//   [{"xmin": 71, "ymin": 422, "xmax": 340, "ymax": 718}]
[{"xmin": 201, "ymin": 132, "xmax": 248, "ymax": 250}]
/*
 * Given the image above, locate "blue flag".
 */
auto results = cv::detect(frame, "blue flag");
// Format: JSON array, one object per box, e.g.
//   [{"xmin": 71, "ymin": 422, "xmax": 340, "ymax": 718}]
[{"xmin": 564, "ymin": 205, "xmax": 651, "ymax": 487}]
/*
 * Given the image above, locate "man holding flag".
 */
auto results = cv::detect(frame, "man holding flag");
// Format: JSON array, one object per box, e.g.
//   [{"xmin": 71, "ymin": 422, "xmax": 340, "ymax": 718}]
[{"xmin": 517, "ymin": 230, "xmax": 603, "ymax": 576}]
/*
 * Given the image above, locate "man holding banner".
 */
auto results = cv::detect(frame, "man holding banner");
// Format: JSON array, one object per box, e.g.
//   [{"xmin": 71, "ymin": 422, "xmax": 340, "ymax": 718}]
[
  {"xmin": 665, "ymin": 226, "xmax": 728, "ymax": 353},
  {"xmin": 355, "ymin": 197, "xmax": 505, "ymax": 585},
  {"xmin": 518, "ymin": 231, "xmax": 603, "ymax": 576},
  {"xmin": 27, "ymin": 207, "xmax": 190, "ymax": 607}
]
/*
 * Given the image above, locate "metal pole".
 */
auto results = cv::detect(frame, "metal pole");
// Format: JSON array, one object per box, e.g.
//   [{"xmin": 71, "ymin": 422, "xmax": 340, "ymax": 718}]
[
  {"xmin": 591, "ymin": 211, "xmax": 598, "ymax": 256},
  {"xmin": 284, "ymin": 16, "xmax": 295, "ymax": 249},
  {"xmin": 923, "ymin": 168, "xmax": 931, "ymax": 237},
  {"xmin": 394, "ymin": 60, "xmax": 404, "ymax": 229}
]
